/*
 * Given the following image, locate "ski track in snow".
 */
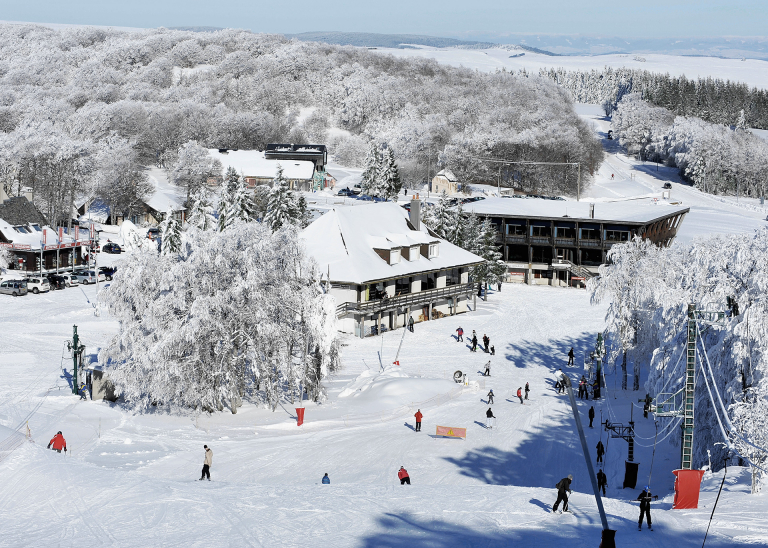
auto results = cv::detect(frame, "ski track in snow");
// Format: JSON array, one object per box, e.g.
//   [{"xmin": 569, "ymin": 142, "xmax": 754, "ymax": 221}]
[{"xmin": 0, "ymin": 279, "xmax": 765, "ymax": 547}]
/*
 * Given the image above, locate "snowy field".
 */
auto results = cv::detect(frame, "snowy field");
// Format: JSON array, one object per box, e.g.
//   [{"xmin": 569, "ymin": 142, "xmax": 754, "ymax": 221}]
[
  {"xmin": 373, "ymin": 47, "xmax": 768, "ymax": 89},
  {"xmin": 1, "ymin": 277, "xmax": 766, "ymax": 547}
]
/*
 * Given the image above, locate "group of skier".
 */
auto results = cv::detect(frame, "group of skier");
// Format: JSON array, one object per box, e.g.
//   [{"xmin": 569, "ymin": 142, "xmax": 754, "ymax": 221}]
[{"xmin": 458, "ymin": 327, "xmax": 494, "ymax": 355}]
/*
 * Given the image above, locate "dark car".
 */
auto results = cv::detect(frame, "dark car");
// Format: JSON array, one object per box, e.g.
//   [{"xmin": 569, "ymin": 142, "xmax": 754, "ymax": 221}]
[
  {"xmin": 99, "ymin": 266, "xmax": 117, "ymax": 281},
  {"xmin": 47, "ymin": 275, "xmax": 67, "ymax": 290},
  {"xmin": 102, "ymin": 243, "xmax": 122, "ymax": 254},
  {"xmin": 662, "ymin": 182, "xmax": 672, "ymax": 189},
  {"xmin": 336, "ymin": 188, "xmax": 354, "ymax": 197}
]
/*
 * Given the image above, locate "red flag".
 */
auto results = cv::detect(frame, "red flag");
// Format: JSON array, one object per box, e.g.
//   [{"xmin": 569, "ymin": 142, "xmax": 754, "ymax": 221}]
[
  {"xmin": 42, "ymin": 229, "xmax": 47, "ymax": 246},
  {"xmin": 74, "ymin": 226, "xmax": 79, "ymax": 241},
  {"xmin": 296, "ymin": 408, "xmax": 305, "ymax": 426},
  {"xmin": 89, "ymin": 223, "xmax": 95, "ymax": 239},
  {"xmin": 58, "ymin": 227, "xmax": 63, "ymax": 244}
]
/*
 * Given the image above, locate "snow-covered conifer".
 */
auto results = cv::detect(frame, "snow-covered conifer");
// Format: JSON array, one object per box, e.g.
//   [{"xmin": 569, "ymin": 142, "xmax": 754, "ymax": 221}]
[
  {"xmin": 160, "ymin": 209, "xmax": 181, "ymax": 255},
  {"xmin": 187, "ymin": 189, "xmax": 216, "ymax": 231},
  {"xmin": 377, "ymin": 147, "xmax": 402, "ymax": 200},
  {"xmin": 360, "ymin": 144, "xmax": 381, "ymax": 196},
  {"xmin": 264, "ymin": 165, "xmax": 295, "ymax": 231}
]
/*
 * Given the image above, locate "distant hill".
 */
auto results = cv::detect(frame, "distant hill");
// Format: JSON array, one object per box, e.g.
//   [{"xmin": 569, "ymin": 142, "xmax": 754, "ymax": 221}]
[{"xmin": 285, "ymin": 31, "xmax": 496, "ymax": 49}]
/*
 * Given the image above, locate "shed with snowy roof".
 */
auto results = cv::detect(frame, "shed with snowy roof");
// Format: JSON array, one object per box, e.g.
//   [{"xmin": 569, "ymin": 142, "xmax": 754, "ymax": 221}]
[
  {"xmin": 431, "ymin": 169, "xmax": 459, "ymax": 195},
  {"xmin": 301, "ymin": 200, "xmax": 484, "ymax": 337}
]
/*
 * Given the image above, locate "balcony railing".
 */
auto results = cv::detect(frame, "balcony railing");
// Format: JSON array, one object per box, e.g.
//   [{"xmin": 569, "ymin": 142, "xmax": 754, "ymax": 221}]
[
  {"xmin": 554, "ymin": 237, "xmax": 576, "ymax": 246},
  {"xmin": 530, "ymin": 236, "xmax": 551, "ymax": 245},
  {"xmin": 579, "ymin": 239, "xmax": 602, "ymax": 247},
  {"xmin": 336, "ymin": 282, "xmax": 480, "ymax": 317},
  {"xmin": 505, "ymin": 235, "xmax": 527, "ymax": 244}
]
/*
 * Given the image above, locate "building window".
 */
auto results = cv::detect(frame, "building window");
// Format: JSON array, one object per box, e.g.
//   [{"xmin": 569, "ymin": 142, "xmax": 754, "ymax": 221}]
[
  {"xmin": 409, "ymin": 246, "xmax": 420, "ymax": 261},
  {"xmin": 605, "ymin": 230, "xmax": 630, "ymax": 242},
  {"xmin": 445, "ymin": 268, "xmax": 460, "ymax": 286},
  {"xmin": 531, "ymin": 225, "xmax": 551, "ymax": 237},
  {"xmin": 580, "ymin": 228, "xmax": 600, "ymax": 240},
  {"xmin": 390, "ymin": 249, "xmax": 401, "ymax": 264},
  {"xmin": 395, "ymin": 277, "xmax": 410, "ymax": 295},
  {"xmin": 506, "ymin": 224, "xmax": 526, "ymax": 236},
  {"xmin": 429, "ymin": 243, "xmax": 438, "ymax": 258}
]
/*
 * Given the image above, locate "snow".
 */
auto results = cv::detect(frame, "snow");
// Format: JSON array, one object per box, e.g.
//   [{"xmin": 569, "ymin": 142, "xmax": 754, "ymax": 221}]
[
  {"xmin": 373, "ymin": 46, "xmax": 768, "ymax": 89},
  {"xmin": 208, "ymin": 149, "xmax": 315, "ymax": 181},
  {"xmin": 145, "ymin": 168, "xmax": 188, "ymax": 213},
  {"xmin": 1, "ymin": 281, "xmax": 766, "ymax": 546},
  {"xmin": 300, "ymin": 202, "xmax": 482, "ymax": 284}
]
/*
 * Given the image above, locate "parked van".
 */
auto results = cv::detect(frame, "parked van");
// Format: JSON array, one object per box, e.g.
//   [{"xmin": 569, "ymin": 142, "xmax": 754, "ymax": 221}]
[
  {"xmin": 0, "ymin": 279, "xmax": 28, "ymax": 296},
  {"xmin": 26, "ymin": 277, "xmax": 50, "ymax": 294}
]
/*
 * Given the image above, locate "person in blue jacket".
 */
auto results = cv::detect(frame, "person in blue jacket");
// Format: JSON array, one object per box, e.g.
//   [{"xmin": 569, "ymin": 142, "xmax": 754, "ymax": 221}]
[{"xmin": 322, "ymin": 473, "xmax": 330, "ymax": 484}]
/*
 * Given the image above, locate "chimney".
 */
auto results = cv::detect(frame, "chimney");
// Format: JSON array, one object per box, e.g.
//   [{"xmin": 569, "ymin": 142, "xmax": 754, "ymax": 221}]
[
  {"xmin": 24, "ymin": 188, "xmax": 34, "ymax": 203},
  {"xmin": 589, "ymin": 203, "xmax": 595, "ymax": 219},
  {"xmin": 410, "ymin": 194, "xmax": 421, "ymax": 231}
]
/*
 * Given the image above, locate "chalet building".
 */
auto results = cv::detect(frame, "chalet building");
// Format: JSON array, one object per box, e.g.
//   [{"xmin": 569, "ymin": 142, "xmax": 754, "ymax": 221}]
[
  {"xmin": 0, "ymin": 196, "xmax": 92, "ymax": 273},
  {"xmin": 462, "ymin": 197, "xmax": 689, "ymax": 286},
  {"xmin": 265, "ymin": 144, "xmax": 327, "ymax": 171},
  {"xmin": 302, "ymin": 200, "xmax": 484, "ymax": 337},
  {"xmin": 431, "ymin": 170, "xmax": 459, "ymax": 195},
  {"xmin": 209, "ymin": 149, "xmax": 316, "ymax": 191}
]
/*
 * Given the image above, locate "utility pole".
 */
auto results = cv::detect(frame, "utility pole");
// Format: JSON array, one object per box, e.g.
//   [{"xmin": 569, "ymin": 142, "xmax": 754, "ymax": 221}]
[
  {"xmin": 67, "ymin": 325, "xmax": 85, "ymax": 395},
  {"xmin": 577, "ymin": 162, "xmax": 581, "ymax": 202}
]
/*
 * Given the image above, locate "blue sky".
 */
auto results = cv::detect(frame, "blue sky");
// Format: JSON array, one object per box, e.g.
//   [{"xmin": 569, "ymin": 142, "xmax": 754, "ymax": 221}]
[{"xmin": 2, "ymin": 0, "xmax": 766, "ymax": 39}]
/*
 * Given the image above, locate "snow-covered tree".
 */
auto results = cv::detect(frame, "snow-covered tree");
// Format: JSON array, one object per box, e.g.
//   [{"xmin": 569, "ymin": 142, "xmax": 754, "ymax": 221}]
[
  {"xmin": 187, "ymin": 188, "xmax": 216, "ymax": 231},
  {"xmin": 100, "ymin": 222, "xmax": 340, "ymax": 414},
  {"xmin": 377, "ymin": 147, "xmax": 402, "ymax": 200},
  {"xmin": 217, "ymin": 167, "xmax": 256, "ymax": 230},
  {"xmin": 360, "ymin": 143, "xmax": 381, "ymax": 196},
  {"xmin": 469, "ymin": 219, "xmax": 506, "ymax": 297},
  {"xmin": 171, "ymin": 141, "xmax": 222, "ymax": 202},
  {"xmin": 0, "ymin": 245, "xmax": 11, "ymax": 270},
  {"xmin": 422, "ymin": 191, "xmax": 451, "ymax": 238},
  {"xmin": 263, "ymin": 165, "xmax": 309, "ymax": 231},
  {"xmin": 159, "ymin": 209, "xmax": 181, "ymax": 256},
  {"xmin": 729, "ymin": 390, "xmax": 768, "ymax": 493}
]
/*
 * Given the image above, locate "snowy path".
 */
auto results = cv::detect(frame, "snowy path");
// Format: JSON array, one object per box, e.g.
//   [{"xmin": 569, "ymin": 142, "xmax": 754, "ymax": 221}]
[{"xmin": 1, "ymin": 282, "xmax": 764, "ymax": 547}]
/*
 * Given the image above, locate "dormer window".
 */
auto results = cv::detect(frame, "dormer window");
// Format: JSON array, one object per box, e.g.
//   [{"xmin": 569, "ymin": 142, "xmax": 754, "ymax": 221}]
[
  {"xmin": 429, "ymin": 243, "xmax": 438, "ymax": 258},
  {"xmin": 389, "ymin": 248, "xmax": 400, "ymax": 264},
  {"xmin": 29, "ymin": 224, "xmax": 41, "ymax": 232},
  {"xmin": 409, "ymin": 246, "xmax": 419, "ymax": 261}
]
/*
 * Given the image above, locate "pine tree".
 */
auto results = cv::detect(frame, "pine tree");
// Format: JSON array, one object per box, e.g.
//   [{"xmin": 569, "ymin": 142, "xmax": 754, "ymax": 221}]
[
  {"xmin": 264, "ymin": 166, "xmax": 295, "ymax": 232},
  {"xmin": 160, "ymin": 209, "xmax": 181, "ymax": 255},
  {"xmin": 187, "ymin": 189, "xmax": 216, "ymax": 231},
  {"xmin": 228, "ymin": 177, "xmax": 257, "ymax": 225},
  {"xmin": 422, "ymin": 191, "xmax": 452, "ymax": 239},
  {"xmin": 360, "ymin": 143, "xmax": 381, "ymax": 196},
  {"xmin": 471, "ymin": 219, "xmax": 506, "ymax": 289},
  {"xmin": 378, "ymin": 147, "xmax": 402, "ymax": 200},
  {"xmin": 217, "ymin": 167, "xmax": 241, "ymax": 231}
]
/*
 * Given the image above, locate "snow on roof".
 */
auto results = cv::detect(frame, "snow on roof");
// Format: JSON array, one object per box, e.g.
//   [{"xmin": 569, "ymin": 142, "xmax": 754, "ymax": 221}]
[
  {"xmin": 301, "ymin": 202, "xmax": 484, "ymax": 284},
  {"xmin": 461, "ymin": 197, "xmax": 689, "ymax": 224},
  {"xmin": 208, "ymin": 150, "xmax": 315, "ymax": 181},
  {"xmin": 0, "ymin": 218, "xmax": 79, "ymax": 250},
  {"xmin": 434, "ymin": 169, "xmax": 458, "ymax": 182}
]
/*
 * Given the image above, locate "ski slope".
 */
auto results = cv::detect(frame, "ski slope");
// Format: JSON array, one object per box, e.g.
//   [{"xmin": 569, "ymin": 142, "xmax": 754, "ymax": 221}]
[{"xmin": 1, "ymin": 279, "xmax": 766, "ymax": 547}]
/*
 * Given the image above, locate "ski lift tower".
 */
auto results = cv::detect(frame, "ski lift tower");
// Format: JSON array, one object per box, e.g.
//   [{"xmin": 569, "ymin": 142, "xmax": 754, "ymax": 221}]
[
  {"xmin": 66, "ymin": 325, "xmax": 86, "ymax": 395},
  {"xmin": 654, "ymin": 302, "xmax": 727, "ymax": 508}
]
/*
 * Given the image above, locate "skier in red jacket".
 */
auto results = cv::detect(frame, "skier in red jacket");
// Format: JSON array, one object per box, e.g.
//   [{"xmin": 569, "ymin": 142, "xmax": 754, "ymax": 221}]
[
  {"xmin": 47, "ymin": 431, "xmax": 67, "ymax": 453},
  {"xmin": 517, "ymin": 387, "xmax": 524, "ymax": 404},
  {"xmin": 414, "ymin": 410, "xmax": 423, "ymax": 432},
  {"xmin": 398, "ymin": 466, "xmax": 411, "ymax": 485}
]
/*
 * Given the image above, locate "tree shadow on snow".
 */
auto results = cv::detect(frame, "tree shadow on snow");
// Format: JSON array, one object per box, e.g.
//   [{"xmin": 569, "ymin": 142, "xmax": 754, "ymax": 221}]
[
  {"xmin": 357, "ymin": 511, "xmax": 749, "ymax": 548},
  {"xmin": 504, "ymin": 333, "xmax": 594, "ymax": 371}
]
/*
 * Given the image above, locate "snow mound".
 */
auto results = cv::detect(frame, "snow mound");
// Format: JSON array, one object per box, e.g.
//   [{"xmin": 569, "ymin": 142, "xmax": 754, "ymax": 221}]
[{"xmin": 338, "ymin": 367, "xmax": 457, "ymax": 412}]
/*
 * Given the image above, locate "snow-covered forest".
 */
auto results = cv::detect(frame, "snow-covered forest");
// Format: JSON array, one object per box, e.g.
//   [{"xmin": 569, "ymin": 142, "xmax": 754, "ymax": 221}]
[
  {"xmin": 590, "ymin": 232, "xmax": 768, "ymax": 485},
  {"xmin": 0, "ymin": 24, "xmax": 602, "ymax": 224},
  {"xmin": 540, "ymin": 66, "xmax": 768, "ymax": 128},
  {"xmin": 611, "ymin": 93, "xmax": 768, "ymax": 196}
]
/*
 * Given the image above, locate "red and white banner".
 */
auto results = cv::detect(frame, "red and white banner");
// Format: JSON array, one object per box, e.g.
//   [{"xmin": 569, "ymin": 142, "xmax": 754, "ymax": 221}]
[
  {"xmin": 0, "ymin": 242, "xmax": 12, "ymax": 249},
  {"xmin": 58, "ymin": 227, "xmax": 63, "ymax": 243},
  {"xmin": 44, "ymin": 245, "xmax": 58, "ymax": 251},
  {"xmin": 42, "ymin": 229, "xmax": 47, "ymax": 246},
  {"xmin": 435, "ymin": 425, "xmax": 467, "ymax": 439},
  {"xmin": 13, "ymin": 244, "xmax": 31, "ymax": 250},
  {"xmin": 74, "ymin": 226, "xmax": 80, "ymax": 241},
  {"xmin": 89, "ymin": 223, "xmax": 95, "ymax": 239}
]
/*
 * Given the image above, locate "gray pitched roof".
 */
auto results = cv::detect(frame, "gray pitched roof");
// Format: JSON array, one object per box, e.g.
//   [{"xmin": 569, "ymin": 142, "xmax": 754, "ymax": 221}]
[{"xmin": 0, "ymin": 197, "xmax": 49, "ymax": 227}]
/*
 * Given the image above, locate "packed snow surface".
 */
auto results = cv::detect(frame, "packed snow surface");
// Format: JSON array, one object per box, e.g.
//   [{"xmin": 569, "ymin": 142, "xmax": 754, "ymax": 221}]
[{"xmin": 1, "ymin": 275, "xmax": 766, "ymax": 547}]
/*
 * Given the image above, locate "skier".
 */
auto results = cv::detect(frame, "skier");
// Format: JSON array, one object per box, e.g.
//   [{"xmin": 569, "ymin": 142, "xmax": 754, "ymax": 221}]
[
  {"xmin": 568, "ymin": 347, "xmax": 574, "ymax": 366},
  {"xmin": 517, "ymin": 387, "xmax": 524, "ymax": 404},
  {"xmin": 597, "ymin": 469, "xmax": 607, "ymax": 496},
  {"xmin": 414, "ymin": 409, "xmax": 423, "ymax": 432},
  {"xmin": 79, "ymin": 382, "xmax": 88, "ymax": 400},
  {"xmin": 577, "ymin": 379, "xmax": 583, "ymax": 399},
  {"xmin": 200, "ymin": 444, "xmax": 212, "ymax": 481},
  {"xmin": 596, "ymin": 440, "xmax": 605, "ymax": 463},
  {"xmin": 398, "ymin": 466, "xmax": 411, "ymax": 485},
  {"xmin": 408, "ymin": 316, "xmax": 414, "ymax": 332},
  {"xmin": 47, "ymin": 431, "xmax": 67, "ymax": 454},
  {"xmin": 485, "ymin": 407, "xmax": 496, "ymax": 429},
  {"xmin": 593, "ymin": 379, "xmax": 601, "ymax": 399},
  {"xmin": 552, "ymin": 474, "xmax": 573, "ymax": 513},
  {"xmin": 456, "ymin": 326, "xmax": 464, "ymax": 342},
  {"xmin": 611, "ymin": 173, "xmax": 614, "ymax": 180},
  {"xmin": 322, "ymin": 473, "xmax": 330, "ymax": 484},
  {"xmin": 588, "ymin": 406, "xmax": 595, "ymax": 428},
  {"xmin": 497, "ymin": 282, "xmax": 502, "ymax": 292},
  {"xmin": 554, "ymin": 380, "xmax": 561, "ymax": 393},
  {"xmin": 636, "ymin": 486, "xmax": 656, "ymax": 530},
  {"xmin": 471, "ymin": 334, "xmax": 478, "ymax": 352},
  {"xmin": 524, "ymin": 382, "xmax": 530, "ymax": 400},
  {"xmin": 482, "ymin": 334, "xmax": 490, "ymax": 352},
  {"xmin": 490, "ymin": 345, "xmax": 495, "ymax": 356},
  {"xmin": 483, "ymin": 361, "xmax": 491, "ymax": 376},
  {"xmin": 487, "ymin": 390, "xmax": 494, "ymax": 405}
]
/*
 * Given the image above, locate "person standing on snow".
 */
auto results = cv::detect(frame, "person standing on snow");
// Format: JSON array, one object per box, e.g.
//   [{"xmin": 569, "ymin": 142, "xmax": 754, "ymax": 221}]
[
  {"xmin": 490, "ymin": 345, "xmax": 495, "ymax": 356},
  {"xmin": 517, "ymin": 387, "xmax": 524, "ymax": 404},
  {"xmin": 408, "ymin": 316, "xmax": 414, "ymax": 332},
  {"xmin": 456, "ymin": 327, "xmax": 464, "ymax": 342},
  {"xmin": 483, "ymin": 361, "xmax": 491, "ymax": 376},
  {"xmin": 597, "ymin": 469, "xmax": 607, "ymax": 496},
  {"xmin": 482, "ymin": 334, "xmax": 490, "ymax": 353},
  {"xmin": 47, "ymin": 431, "xmax": 67, "ymax": 454},
  {"xmin": 588, "ymin": 406, "xmax": 595, "ymax": 428},
  {"xmin": 487, "ymin": 390, "xmax": 494, "ymax": 404},
  {"xmin": 554, "ymin": 380, "xmax": 561, "ymax": 393},
  {"xmin": 636, "ymin": 486, "xmax": 656, "ymax": 530},
  {"xmin": 414, "ymin": 409, "xmax": 423, "ymax": 432},
  {"xmin": 200, "ymin": 445, "xmax": 212, "ymax": 481},
  {"xmin": 471, "ymin": 333, "xmax": 478, "ymax": 352},
  {"xmin": 485, "ymin": 408, "xmax": 496, "ymax": 429},
  {"xmin": 322, "ymin": 473, "xmax": 330, "ymax": 484},
  {"xmin": 596, "ymin": 440, "xmax": 605, "ymax": 463},
  {"xmin": 552, "ymin": 474, "xmax": 573, "ymax": 513},
  {"xmin": 568, "ymin": 347, "xmax": 574, "ymax": 366},
  {"xmin": 398, "ymin": 466, "xmax": 411, "ymax": 485},
  {"xmin": 525, "ymin": 382, "xmax": 530, "ymax": 400}
]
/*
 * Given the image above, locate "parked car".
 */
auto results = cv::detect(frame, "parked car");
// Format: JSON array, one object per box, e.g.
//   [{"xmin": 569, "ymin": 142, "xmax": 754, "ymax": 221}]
[
  {"xmin": 102, "ymin": 242, "xmax": 122, "ymax": 254},
  {"xmin": 72, "ymin": 270, "xmax": 106, "ymax": 284},
  {"xmin": 336, "ymin": 187, "xmax": 354, "ymax": 197},
  {"xmin": 351, "ymin": 184, "xmax": 362, "ymax": 195},
  {"xmin": 99, "ymin": 266, "xmax": 117, "ymax": 281},
  {"xmin": 662, "ymin": 182, "xmax": 672, "ymax": 189},
  {"xmin": 0, "ymin": 279, "xmax": 28, "ymax": 296},
  {"xmin": 47, "ymin": 275, "xmax": 67, "ymax": 290},
  {"xmin": 147, "ymin": 227, "xmax": 160, "ymax": 240},
  {"xmin": 59, "ymin": 273, "xmax": 79, "ymax": 287},
  {"xmin": 25, "ymin": 276, "xmax": 50, "ymax": 294}
]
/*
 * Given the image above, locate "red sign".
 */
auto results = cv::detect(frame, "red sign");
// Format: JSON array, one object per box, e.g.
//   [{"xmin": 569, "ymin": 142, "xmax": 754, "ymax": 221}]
[
  {"xmin": 42, "ymin": 229, "xmax": 47, "ymax": 246},
  {"xmin": 44, "ymin": 245, "xmax": 58, "ymax": 251},
  {"xmin": 673, "ymin": 469, "xmax": 705, "ymax": 509},
  {"xmin": 13, "ymin": 244, "xmax": 31, "ymax": 250},
  {"xmin": 89, "ymin": 223, "xmax": 95, "ymax": 239},
  {"xmin": 296, "ymin": 408, "xmax": 305, "ymax": 426},
  {"xmin": 435, "ymin": 425, "xmax": 467, "ymax": 438},
  {"xmin": 74, "ymin": 226, "xmax": 79, "ymax": 241},
  {"xmin": 58, "ymin": 227, "xmax": 63, "ymax": 243},
  {"xmin": 571, "ymin": 276, "xmax": 585, "ymax": 281},
  {"xmin": 0, "ymin": 242, "xmax": 11, "ymax": 249}
]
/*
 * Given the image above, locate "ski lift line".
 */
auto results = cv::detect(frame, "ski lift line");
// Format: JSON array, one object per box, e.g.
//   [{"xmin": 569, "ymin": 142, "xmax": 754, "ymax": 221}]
[
  {"xmin": 697, "ymin": 351, "xmax": 732, "ymax": 449},
  {"xmin": 696, "ymin": 323, "xmax": 736, "ymax": 432},
  {"xmin": 634, "ymin": 414, "xmax": 681, "ymax": 440},
  {"xmin": 634, "ymin": 418, "xmax": 682, "ymax": 447},
  {"xmin": 656, "ymin": 345, "xmax": 687, "ymax": 397}
]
